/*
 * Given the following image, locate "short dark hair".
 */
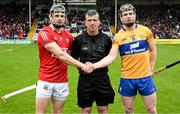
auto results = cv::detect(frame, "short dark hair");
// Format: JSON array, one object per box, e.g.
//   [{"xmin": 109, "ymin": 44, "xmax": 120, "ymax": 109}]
[
  {"xmin": 119, "ymin": 4, "xmax": 136, "ymax": 16},
  {"xmin": 50, "ymin": 5, "xmax": 66, "ymax": 15},
  {"xmin": 85, "ymin": 10, "xmax": 99, "ymax": 19}
]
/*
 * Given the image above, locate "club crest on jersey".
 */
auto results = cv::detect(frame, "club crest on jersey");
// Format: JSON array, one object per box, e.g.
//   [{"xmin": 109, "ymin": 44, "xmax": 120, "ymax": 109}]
[
  {"xmin": 130, "ymin": 35, "xmax": 136, "ymax": 41},
  {"xmin": 59, "ymin": 37, "xmax": 63, "ymax": 41}
]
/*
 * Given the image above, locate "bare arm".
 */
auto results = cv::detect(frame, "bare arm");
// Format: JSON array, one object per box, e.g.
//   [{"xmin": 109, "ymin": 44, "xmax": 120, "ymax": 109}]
[
  {"xmin": 45, "ymin": 42, "xmax": 85, "ymax": 69},
  {"xmin": 93, "ymin": 46, "xmax": 119, "ymax": 69},
  {"xmin": 147, "ymin": 40, "xmax": 157, "ymax": 73}
]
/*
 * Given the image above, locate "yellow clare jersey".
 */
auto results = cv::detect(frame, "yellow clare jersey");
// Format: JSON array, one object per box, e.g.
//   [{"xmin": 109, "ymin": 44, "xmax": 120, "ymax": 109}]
[{"xmin": 113, "ymin": 24, "xmax": 155, "ymax": 79}]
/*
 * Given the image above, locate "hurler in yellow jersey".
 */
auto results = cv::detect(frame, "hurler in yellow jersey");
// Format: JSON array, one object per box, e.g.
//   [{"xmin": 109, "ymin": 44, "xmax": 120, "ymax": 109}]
[{"xmin": 92, "ymin": 3, "xmax": 157, "ymax": 114}]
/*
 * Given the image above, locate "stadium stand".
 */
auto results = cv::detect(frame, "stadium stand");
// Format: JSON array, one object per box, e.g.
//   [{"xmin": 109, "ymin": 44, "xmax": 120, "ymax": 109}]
[
  {"xmin": 0, "ymin": 4, "xmax": 30, "ymax": 40},
  {"xmin": 0, "ymin": 1, "xmax": 179, "ymax": 41},
  {"xmin": 137, "ymin": 5, "xmax": 180, "ymax": 39},
  {"xmin": 114, "ymin": 5, "xmax": 179, "ymax": 39},
  {"xmin": 34, "ymin": 7, "xmax": 112, "ymax": 40}
]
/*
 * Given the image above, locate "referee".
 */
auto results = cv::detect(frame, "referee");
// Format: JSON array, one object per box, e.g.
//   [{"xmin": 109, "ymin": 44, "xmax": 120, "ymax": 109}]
[{"xmin": 71, "ymin": 10, "xmax": 115, "ymax": 114}]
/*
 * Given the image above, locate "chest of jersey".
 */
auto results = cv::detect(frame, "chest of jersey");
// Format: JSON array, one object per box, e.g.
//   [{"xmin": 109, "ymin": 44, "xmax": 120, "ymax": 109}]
[
  {"xmin": 118, "ymin": 31, "xmax": 148, "ymax": 56},
  {"xmin": 53, "ymin": 32, "xmax": 71, "ymax": 52},
  {"xmin": 79, "ymin": 37, "xmax": 110, "ymax": 62}
]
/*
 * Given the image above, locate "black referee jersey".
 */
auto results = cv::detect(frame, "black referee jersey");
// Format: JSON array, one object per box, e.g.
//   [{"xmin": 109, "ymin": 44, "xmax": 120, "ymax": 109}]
[{"xmin": 71, "ymin": 30, "xmax": 112, "ymax": 75}]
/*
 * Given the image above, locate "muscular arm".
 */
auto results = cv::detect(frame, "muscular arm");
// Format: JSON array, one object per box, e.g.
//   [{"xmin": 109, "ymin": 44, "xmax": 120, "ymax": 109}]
[
  {"xmin": 44, "ymin": 42, "xmax": 84, "ymax": 68},
  {"xmin": 93, "ymin": 46, "xmax": 119, "ymax": 69},
  {"xmin": 147, "ymin": 40, "xmax": 157, "ymax": 73}
]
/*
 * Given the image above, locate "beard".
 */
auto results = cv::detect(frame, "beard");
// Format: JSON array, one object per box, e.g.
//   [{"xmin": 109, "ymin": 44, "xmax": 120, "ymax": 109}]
[
  {"xmin": 52, "ymin": 24, "xmax": 64, "ymax": 29},
  {"xmin": 125, "ymin": 22, "xmax": 134, "ymax": 27}
]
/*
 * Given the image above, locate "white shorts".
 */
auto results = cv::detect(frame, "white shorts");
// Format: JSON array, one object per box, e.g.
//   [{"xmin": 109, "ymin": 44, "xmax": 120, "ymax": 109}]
[{"xmin": 36, "ymin": 80, "xmax": 69, "ymax": 100}]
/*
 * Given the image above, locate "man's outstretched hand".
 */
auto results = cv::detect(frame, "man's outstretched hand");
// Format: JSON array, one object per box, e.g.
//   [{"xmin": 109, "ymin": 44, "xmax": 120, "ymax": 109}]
[{"xmin": 81, "ymin": 62, "xmax": 94, "ymax": 74}]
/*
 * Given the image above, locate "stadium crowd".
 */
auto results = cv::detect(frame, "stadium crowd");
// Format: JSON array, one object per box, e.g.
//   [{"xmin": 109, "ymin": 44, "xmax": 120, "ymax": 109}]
[
  {"xmin": 35, "ymin": 4, "xmax": 180, "ymax": 39},
  {"xmin": 0, "ymin": 4, "xmax": 179, "ymax": 39},
  {"xmin": 0, "ymin": 4, "xmax": 30, "ymax": 39},
  {"xmin": 137, "ymin": 5, "xmax": 180, "ymax": 39},
  {"xmin": 36, "ymin": 8, "xmax": 112, "ymax": 37}
]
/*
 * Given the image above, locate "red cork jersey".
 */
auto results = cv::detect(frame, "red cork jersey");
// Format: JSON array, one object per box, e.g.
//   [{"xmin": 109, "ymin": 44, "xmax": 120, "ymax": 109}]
[{"xmin": 37, "ymin": 25, "xmax": 73, "ymax": 82}]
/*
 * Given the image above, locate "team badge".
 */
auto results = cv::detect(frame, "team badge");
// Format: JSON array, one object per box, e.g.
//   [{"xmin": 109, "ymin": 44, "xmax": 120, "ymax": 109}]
[
  {"xmin": 59, "ymin": 37, "xmax": 63, "ymax": 41},
  {"xmin": 43, "ymin": 85, "xmax": 49, "ymax": 90},
  {"xmin": 62, "ymin": 89, "xmax": 67, "ymax": 93},
  {"xmin": 130, "ymin": 35, "xmax": 136, "ymax": 41}
]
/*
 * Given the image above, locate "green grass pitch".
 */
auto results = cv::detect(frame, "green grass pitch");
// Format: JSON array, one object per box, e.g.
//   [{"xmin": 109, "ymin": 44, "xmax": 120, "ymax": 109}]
[{"xmin": 0, "ymin": 44, "xmax": 180, "ymax": 113}]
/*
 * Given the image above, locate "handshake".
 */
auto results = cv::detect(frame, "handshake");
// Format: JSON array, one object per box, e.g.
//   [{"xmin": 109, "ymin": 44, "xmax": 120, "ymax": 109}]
[{"xmin": 81, "ymin": 62, "xmax": 96, "ymax": 74}]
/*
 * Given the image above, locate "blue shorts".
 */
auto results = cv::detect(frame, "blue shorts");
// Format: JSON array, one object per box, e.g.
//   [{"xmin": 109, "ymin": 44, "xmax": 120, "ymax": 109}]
[{"xmin": 118, "ymin": 76, "xmax": 157, "ymax": 96}]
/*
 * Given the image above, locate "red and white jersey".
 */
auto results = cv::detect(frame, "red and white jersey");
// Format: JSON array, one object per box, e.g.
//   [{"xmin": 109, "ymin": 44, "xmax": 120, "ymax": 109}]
[{"xmin": 37, "ymin": 25, "xmax": 73, "ymax": 83}]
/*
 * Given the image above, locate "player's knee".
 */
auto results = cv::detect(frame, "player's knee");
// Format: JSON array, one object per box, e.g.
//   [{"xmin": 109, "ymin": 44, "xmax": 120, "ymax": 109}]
[
  {"xmin": 147, "ymin": 107, "xmax": 157, "ymax": 114},
  {"xmin": 124, "ymin": 106, "xmax": 133, "ymax": 113},
  {"xmin": 51, "ymin": 106, "xmax": 63, "ymax": 114},
  {"xmin": 52, "ymin": 109, "xmax": 62, "ymax": 114},
  {"xmin": 35, "ymin": 107, "xmax": 47, "ymax": 114},
  {"xmin": 97, "ymin": 106, "xmax": 108, "ymax": 114},
  {"xmin": 81, "ymin": 107, "xmax": 91, "ymax": 114},
  {"xmin": 35, "ymin": 110, "xmax": 46, "ymax": 114}
]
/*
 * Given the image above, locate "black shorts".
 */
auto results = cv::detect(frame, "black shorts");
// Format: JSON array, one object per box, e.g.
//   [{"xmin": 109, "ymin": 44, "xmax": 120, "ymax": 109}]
[{"xmin": 77, "ymin": 74, "xmax": 115, "ymax": 108}]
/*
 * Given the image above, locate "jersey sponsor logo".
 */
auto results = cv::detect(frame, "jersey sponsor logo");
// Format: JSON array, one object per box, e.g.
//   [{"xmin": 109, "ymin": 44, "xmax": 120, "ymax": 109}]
[
  {"xmin": 130, "ymin": 42, "xmax": 139, "ymax": 50},
  {"xmin": 120, "ymin": 40, "xmax": 148, "ymax": 56},
  {"xmin": 40, "ymin": 32, "xmax": 49, "ymax": 41},
  {"xmin": 128, "ymin": 48, "xmax": 146, "ymax": 54}
]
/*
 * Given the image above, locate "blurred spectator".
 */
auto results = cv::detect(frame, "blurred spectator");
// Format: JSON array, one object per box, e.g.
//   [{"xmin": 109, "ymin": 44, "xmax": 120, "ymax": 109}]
[
  {"xmin": 0, "ymin": 4, "xmax": 29, "ymax": 39},
  {"xmin": 41, "ymin": 5, "xmax": 179, "ymax": 39}
]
